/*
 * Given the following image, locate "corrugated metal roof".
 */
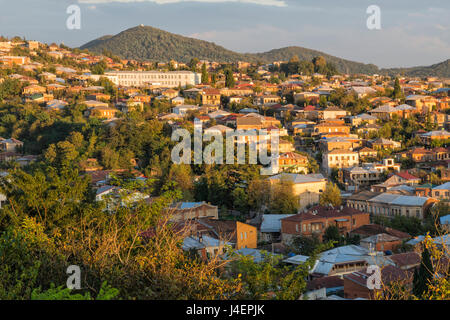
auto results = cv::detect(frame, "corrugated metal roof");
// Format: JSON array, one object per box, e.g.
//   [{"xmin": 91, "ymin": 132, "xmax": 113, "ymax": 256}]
[
  {"xmin": 182, "ymin": 235, "xmax": 231, "ymax": 250},
  {"xmin": 368, "ymin": 193, "xmax": 400, "ymax": 203},
  {"xmin": 433, "ymin": 182, "xmax": 450, "ymax": 190},
  {"xmin": 260, "ymin": 214, "xmax": 295, "ymax": 233},
  {"xmin": 440, "ymin": 215, "xmax": 450, "ymax": 225},
  {"xmin": 390, "ymin": 195, "xmax": 428, "ymax": 206},
  {"xmin": 283, "ymin": 254, "xmax": 310, "ymax": 265},
  {"xmin": 179, "ymin": 202, "xmax": 205, "ymax": 209},
  {"xmin": 311, "ymin": 245, "xmax": 394, "ymax": 275},
  {"xmin": 268, "ymin": 173, "xmax": 326, "ymax": 184}
]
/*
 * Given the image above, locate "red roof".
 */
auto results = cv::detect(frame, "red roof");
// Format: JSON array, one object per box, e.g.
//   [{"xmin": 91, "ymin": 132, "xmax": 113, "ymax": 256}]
[
  {"xmin": 306, "ymin": 276, "xmax": 344, "ymax": 291},
  {"xmin": 282, "ymin": 205, "xmax": 366, "ymax": 223},
  {"xmin": 388, "ymin": 252, "xmax": 420, "ymax": 268},
  {"xmin": 395, "ymin": 171, "xmax": 419, "ymax": 181},
  {"xmin": 344, "ymin": 265, "xmax": 412, "ymax": 288}
]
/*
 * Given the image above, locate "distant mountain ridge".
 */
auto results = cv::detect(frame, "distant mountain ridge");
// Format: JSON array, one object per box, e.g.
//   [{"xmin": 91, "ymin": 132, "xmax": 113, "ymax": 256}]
[
  {"xmin": 380, "ymin": 59, "xmax": 450, "ymax": 78},
  {"xmin": 80, "ymin": 25, "xmax": 450, "ymax": 77}
]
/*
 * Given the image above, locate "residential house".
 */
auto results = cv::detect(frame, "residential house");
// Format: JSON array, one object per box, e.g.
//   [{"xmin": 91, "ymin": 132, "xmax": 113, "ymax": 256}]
[
  {"xmin": 367, "ymin": 194, "xmax": 436, "ymax": 220},
  {"xmin": 349, "ymin": 113, "xmax": 377, "ymax": 127},
  {"xmin": 360, "ymin": 233, "xmax": 402, "ymax": 252},
  {"xmin": 313, "ymin": 121, "xmax": 350, "ymax": 136},
  {"xmin": 319, "ymin": 137, "xmax": 361, "ymax": 152},
  {"xmin": 368, "ymin": 104, "xmax": 399, "ymax": 121},
  {"xmin": 166, "ymin": 202, "xmax": 219, "ymax": 222},
  {"xmin": 290, "ymin": 245, "xmax": 394, "ymax": 278},
  {"xmin": 431, "ymin": 182, "xmax": 450, "ymax": 199},
  {"xmin": 346, "ymin": 191, "xmax": 436, "ymax": 220},
  {"xmin": 319, "ymin": 106, "xmax": 348, "ymax": 120},
  {"xmin": 344, "ymin": 265, "xmax": 412, "ymax": 299},
  {"xmin": 322, "ymin": 149, "xmax": 359, "ymax": 174},
  {"xmin": 259, "ymin": 214, "xmax": 295, "ymax": 243},
  {"xmin": 278, "ymin": 138, "xmax": 295, "ymax": 153},
  {"xmin": 267, "ymin": 173, "xmax": 327, "ymax": 210},
  {"xmin": 23, "ymin": 84, "xmax": 46, "ymax": 95},
  {"xmin": 419, "ymin": 130, "xmax": 450, "ymax": 145},
  {"xmin": 387, "ymin": 252, "xmax": 421, "ymax": 271},
  {"xmin": 236, "ymin": 113, "xmax": 280, "ymax": 130},
  {"xmin": 414, "ymin": 183, "xmax": 436, "ymax": 197},
  {"xmin": 278, "ymin": 152, "xmax": 309, "ymax": 173},
  {"xmin": 254, "ymin": 94, "xmax": 281, "ymax": 106},
  {"xmin": 368, "ymin": 138, "xmax": 401, "ymax": 150},
  {"xmin": 182, "ymin": 234, "xmax": 231, "ymax": 259},
  {"xmin": 407, "ymin": 147, "xmax": 435, "ymax": 162},
  {"xmin": 405, "ymin": 95, "xmax": 437, "ymax": 113},
  {"xmin": 85, "ymin": 105, "xmax": 118, "ymax": 120},
  {"xmin": 280, "ymin": 205, "xmax": 370, "ymax": 243},
  {"xmin": 200, "ymin": 88, "xmax": 221, "ymax": 106},
  {"xmin": 350, "ymin": 86, "xmax": 376, "ymax": 98},
  {"xmin": 394, "ymin": 104, "xmax": 416, "ymax": 119},
  {"xmin": 171, "ymin": 96, "xmax": 185, "ymax": 106},
  {"xmin": 342, "ymin": 166, "xmax": 383, "ymax": 191},
  {"xmin": 172, "ymin": 104, "xmax": 199, "ymax": 116},
  {"xmin": 0, "ymin": 138, "xmax": 23, "ymax": 152},
  {"xmin": 349, "ymin": 224, "xmax": 411, "ymax": 241},
  {"xmin": 195, "ymin": 218, "xmax": 257, "ymax": 250},
  {"xmin": 357, "ymin": 147, "xmax": 378, "ymax": 159}
]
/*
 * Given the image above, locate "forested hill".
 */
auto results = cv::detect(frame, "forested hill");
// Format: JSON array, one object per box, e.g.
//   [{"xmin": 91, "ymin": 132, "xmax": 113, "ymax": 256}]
[
  {"xmin": 80, "ymin": 25, "xmax": 450, "ymax": 77},
  {"xmin": 80, "ymin": 26, "xmax": 247, "ymax": 64},
  {"xmin": 380, "ymin": 59, "xmax": 450, "ymax": 78},
  {"xmin": 252, "ymin": 47, "xmax": 379, "ymax": 75},
  {"xmin": 79, "ymin": 25, "xmax": 379, "ymax": 74}
]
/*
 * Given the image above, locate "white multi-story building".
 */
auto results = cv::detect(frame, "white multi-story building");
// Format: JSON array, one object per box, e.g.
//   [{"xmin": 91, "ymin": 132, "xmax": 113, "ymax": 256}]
[
  {"xmin": 323, "ymin": 149, "xmax": 359, "ymax": 174},
  {"xmin": 104, "ymin": 71, "xmax": 201, "ymax": 88}
]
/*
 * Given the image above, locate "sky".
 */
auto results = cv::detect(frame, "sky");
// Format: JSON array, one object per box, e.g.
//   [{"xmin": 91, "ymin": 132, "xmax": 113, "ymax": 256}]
[{"xmin": 0, "ymin": 0, "xmax": 449, "ymax": 68}]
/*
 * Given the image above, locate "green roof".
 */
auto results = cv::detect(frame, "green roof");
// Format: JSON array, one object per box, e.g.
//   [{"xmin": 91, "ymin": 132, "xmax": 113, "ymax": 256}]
[{"xmin": 416, "ymin": 183, "xmax": 436, "ymax": 188}]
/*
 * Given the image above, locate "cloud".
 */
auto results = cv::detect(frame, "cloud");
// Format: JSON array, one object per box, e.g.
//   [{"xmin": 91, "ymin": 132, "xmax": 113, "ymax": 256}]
[{"xmin": 78, "ymin": 0, "xmax": 287, "ymax": 7}]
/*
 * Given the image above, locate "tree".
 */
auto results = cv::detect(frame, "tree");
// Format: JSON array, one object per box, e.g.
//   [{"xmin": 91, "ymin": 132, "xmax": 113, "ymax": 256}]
[
  {"xmin": 201, "ymin": 63, "xmax": 209, "ymax": 84},
  {"xmin": 268, "ymin": 181, "xmax": 299, "ymax": 214},
  {"xmin": 413, "ymin": 245, "xmax": 434, "ymax": 298},
  {"xmin": 228, "ymin": 249, "xmax": 316, "ymax": 300},
  {"xmin": 92, "ymin": 60, "xmax": 107, "ymax": 75},
  {"xmin": 289, "ymin": 55, "xmax": 300, "ymax": 63},
  {"xmin": 312, "ymin": 56, "xmax": 327, "ymax": 73},
  {"xmin": 188, "ymin": 58, "xmax": 199, "ymax": 72},
  {"xmin": 290, "ymin": 235, "xmax": 321, "ymax": 256},
  {"xmin": 225, "ymin": 68, "xmax": 235, "ymax": 88},
  {"xmin": 319, "ymin": 182, "xmax": 342, "ymax": 207},
  {"xmin": 323, "ymin": 225, "xmax": 342, "ymax": 245},
  {"xmin": 392, "ymin": 77, "xmax": 404, "ymax": 100}
]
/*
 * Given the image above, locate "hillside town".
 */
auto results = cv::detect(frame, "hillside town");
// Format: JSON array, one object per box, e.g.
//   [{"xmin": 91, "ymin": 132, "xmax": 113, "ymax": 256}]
[{"xmin": 0, "ymin": 36, "xmax": 449, "ymax": 301}]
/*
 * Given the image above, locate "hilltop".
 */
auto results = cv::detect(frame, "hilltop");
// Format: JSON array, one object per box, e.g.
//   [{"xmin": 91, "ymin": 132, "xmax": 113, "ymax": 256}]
[
  {"xmin": 80, "ymin": 25, "xmax": 450, "ymax": 77},
  {"xmin": 380, "ymin": 59, "xmax": 450, "ymax": 78},
  {"xmin": 80, "ymin": 25, "xmax": 379, "ymax": 74}
]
